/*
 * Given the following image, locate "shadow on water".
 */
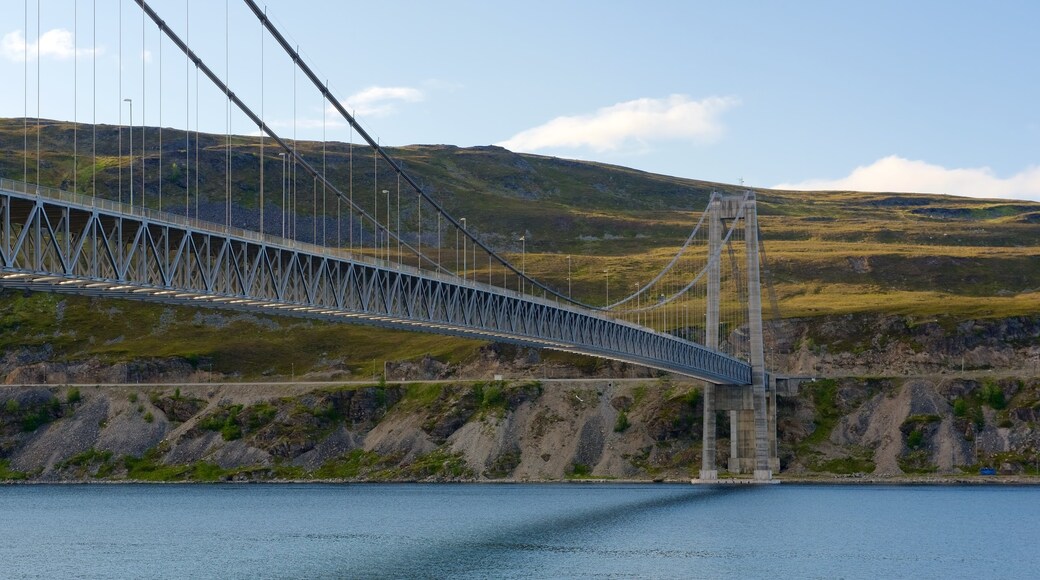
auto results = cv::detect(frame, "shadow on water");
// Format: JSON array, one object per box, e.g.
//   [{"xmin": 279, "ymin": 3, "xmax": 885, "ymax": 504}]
[{"xmin": 338, "ymin": 484, "xmax": 756, "ymax": 578}]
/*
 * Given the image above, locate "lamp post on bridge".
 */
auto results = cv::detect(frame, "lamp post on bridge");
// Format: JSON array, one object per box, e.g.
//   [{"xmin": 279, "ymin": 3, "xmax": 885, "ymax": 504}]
[
  {"xmin": 567, "ymin": 255, "xmax": 571, "ymax": 298},
  {"xmin": 279, "ymin": 153, "xmax": 286, "ymax": 238},
  {"xmin": 604, "ymin": 267, "xmax": 610, "ymax": 305},
  {"xmin": 520, "ymin": 235, "xmax": 525, "ymax": 294},
  {"xmin": 383, "ymin": 189, "xmax": 390, "ymax": 261},
  {"xmin": 460, "ymin": 217, "xmax": 467, "ymax": 282},
  {"xmin": 124, "ymin": 98, "xmax": 133, "ymax": 211},
  {"xmin": 634, "ymin": 282, "xmax": 640, "ymax": 326}
]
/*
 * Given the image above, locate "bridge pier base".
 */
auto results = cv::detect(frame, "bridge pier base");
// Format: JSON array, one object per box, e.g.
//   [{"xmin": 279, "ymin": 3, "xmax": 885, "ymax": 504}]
[{"xmin": 702, "ymin": 383, "xmax": 780, "ymax": 477}]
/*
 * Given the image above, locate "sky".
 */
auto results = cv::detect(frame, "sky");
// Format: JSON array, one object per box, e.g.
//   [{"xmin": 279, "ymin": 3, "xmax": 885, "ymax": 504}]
[{"xmin": 1, "ymin": 0, "xmax": 1039, "ymax": 201}]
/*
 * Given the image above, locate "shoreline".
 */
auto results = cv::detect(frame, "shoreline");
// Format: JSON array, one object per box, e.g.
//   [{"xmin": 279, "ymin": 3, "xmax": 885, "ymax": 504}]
[{"xmin": 3, "ymin": 475, "xmax": 1039, "ymax": 486}]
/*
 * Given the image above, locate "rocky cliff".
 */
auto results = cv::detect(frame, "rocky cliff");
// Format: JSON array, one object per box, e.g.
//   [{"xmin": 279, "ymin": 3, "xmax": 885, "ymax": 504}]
[
  {"xmin": 2, "ymin": 369, "xmax": 1038, "ymax": 483},
  {"xmin": 1, "ymin": 294, "xmax": 1038, "ymax": 482}
]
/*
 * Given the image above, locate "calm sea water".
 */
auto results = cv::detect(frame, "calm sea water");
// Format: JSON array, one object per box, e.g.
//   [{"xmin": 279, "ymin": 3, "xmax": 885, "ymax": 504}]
[{"xmin": 1, "ymin": 483, "xmax": 1037, "ymax": 579}]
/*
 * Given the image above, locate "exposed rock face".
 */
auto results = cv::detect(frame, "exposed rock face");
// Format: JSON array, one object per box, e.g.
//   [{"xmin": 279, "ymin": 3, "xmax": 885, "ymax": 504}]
[
  {"xmin": 1, "ymin": 353, "xmax": 206, "ymax": 385},
  {"xmin": 1, "ymin": 312, "xmax": 1038, "ymax": 482},
  {"xmin": 2, "ymin": 373, "xmax": 1037, "ymax": 482},
  {"xmin": 0, "ymin": 381, "xmax": 708, "ymax": 481},
  {"xmin": 773, "ymin": 314, "xmax": 1040, "ymax": 377}
]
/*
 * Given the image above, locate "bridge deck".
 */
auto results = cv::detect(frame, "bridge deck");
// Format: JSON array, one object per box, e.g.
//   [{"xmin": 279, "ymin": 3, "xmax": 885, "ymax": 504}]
[{"xmin": 0, "ymin": 179, "xmax": 752, "ymax": 384}]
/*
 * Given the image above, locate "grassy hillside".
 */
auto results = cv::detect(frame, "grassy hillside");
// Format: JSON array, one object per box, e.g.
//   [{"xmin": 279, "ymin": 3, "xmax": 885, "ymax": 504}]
[{"xmin": 0, "ymin": 118, "xmax": 1038, "ymax": 375}]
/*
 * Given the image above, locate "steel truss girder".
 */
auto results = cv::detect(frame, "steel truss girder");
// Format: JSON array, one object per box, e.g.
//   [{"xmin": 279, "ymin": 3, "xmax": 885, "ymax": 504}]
[{"xmin": 0, "ymin": 187, "xmax": 752, "ymax": 384}]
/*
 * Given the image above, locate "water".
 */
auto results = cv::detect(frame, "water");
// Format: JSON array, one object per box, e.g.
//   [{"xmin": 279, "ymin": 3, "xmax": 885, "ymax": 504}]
[{"xmin": 1, "ymin": 483, "xmax": 1037, "ymax": 579}]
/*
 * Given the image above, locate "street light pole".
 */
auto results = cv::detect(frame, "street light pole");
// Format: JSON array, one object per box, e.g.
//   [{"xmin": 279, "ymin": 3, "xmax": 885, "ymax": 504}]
[
  {"xmin": 124, "ymin": 98, "xmax": 133, "ymax": 210},
  {"xmin": 279, "ymin": 152, "xmax": 286, "ymax": 238},
  {"xmin": 635, "ymin": 283, "xmax": 641, "ymax": 326},
  {"xmin": 460, "ymin": 217, "xmax": 467, "ymax": 281},
  {"xmin": 567, "ymin": 255, "xmax": 571, "ymax": 298},
  {"xmin": 605, "ymin": 267, "xmax": 610, "ymax": 305},
  {"xmin": 520, "ymin": 235, "xmax": 526, "ymax": 294},
  {"xmin": 384, "ymin": 189, "xmax": 390, "ymax": 261}
]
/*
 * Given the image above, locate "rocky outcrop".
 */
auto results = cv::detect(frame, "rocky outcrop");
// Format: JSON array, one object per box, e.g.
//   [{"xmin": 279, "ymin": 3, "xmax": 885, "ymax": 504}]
[
  {"xmin": 773, "ymin": 314, "xmax": 1040, "ymax": 377},
  {"xmin": 0, "ymin": 381, "xmax": 706, "ymax": 482},
  {"xmin": 3, "ymin": 373, "xmax": 1037, "ymax": 482}
]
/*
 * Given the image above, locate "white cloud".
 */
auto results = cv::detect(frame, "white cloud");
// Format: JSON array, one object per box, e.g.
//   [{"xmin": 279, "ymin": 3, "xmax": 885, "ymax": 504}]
[
  {"xmin": 496, "ymin": 94, "xmax": 739, "ymax": 153},
  {"xmin": 1, "ymin": 28, "xmax": 100, "ymax": 62},
  {"xmin": 774, "ymin": 156, "xmax": 1040, "ymax": 201},
  {"xmin": 338, "ymin": 86, "xmax": 424, "ymax": 117}
]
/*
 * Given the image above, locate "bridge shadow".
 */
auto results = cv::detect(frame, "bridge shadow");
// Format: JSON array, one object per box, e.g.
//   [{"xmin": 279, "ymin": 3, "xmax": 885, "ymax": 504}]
[{"xmin": 337, "ymin": 484, "xmax": 755, "ymax": 578}]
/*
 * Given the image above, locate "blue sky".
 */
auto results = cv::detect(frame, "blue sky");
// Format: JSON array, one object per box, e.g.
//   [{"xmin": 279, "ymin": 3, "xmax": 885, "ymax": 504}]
[{"xmin": 2, "ymin": 0, "xmax": 1039, "ymax": 201}]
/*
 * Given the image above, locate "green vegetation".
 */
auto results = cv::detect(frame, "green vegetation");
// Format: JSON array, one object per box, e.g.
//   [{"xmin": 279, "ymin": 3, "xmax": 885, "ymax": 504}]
[
  {"xmin": 899, "ymin": 450, "xmax": 938, "ymax": 474},
  {"xmin": 10, "ymin": 398, "xmax": 64, "ymax": 432},
  {"xmin": 803, "ymin": 379, "xmax": 840, "ymax": 445},
  {"xmin": 58, "ymin": 448, "xmax": 117, "ymax": 478},
  {"xmin": 65, "ymin": 388, "xmax": 81, "ymax": 405},
  {"xmin": 614, "ymin": 410, "xmax": 630, "ymax": 433},
  {"xmin": 0, "ymin": 459, "xmax": 28, "ymax": 481},
  {"xmin": 902, "ymin": 414, "xmax": 940, "ymax": 451},
  {"xmin": 399, "ymin": 383, "xmax": 444, "ymax": 411},
  {"xmin": 124, "ymin": 448, "xmax": 191, "ymax": 481},
  {"xmin": 198, "ymin": 404, "xmax": 246, "ymax": 441},
  {"xmin": 396, "ymin": 449, "xmax": 473, "ymax": 480},
  {"xmin": 812, "ymin": 454, "xmax": 875, "ymax": 475},
  {"xmin": 953, "ymin": 398, "xmax": 968, "ymax": 417},
  {"xmin": 484, "ymin": 450, "xmax": 522, "ymax": 479},
  {"xmin": 474, "ymin": 380, "xmax": 542, "ymax": 417},
  {"xmin": 59, "ymin": 448, "xmax": 113, "ymax": 469},
  {"xmin": 981, "ymin": 383, "xmax": 1007, "ymax": 410},
  {"xmin": 479, "ymin": 382, "xmax": 506, "ymax": 410},
  {"xmin": 907, "ymin": 430, "xmax": 924, "ymax": 449},
  {"xmin": 245, "ymin": 402, "xmax": 278, "ymax": 430},
  {"xmin": 314, "ymin": 450, "xmax": 387, "ymax": 479},
  {"xmin": 632, "ymin": 385, "xmax": 649, "ymax": 406},
  {"xmin": 0, "ymin": 287, "xmax": 482, "ymax": 381},
  {"xmin": 567, "ymin": 463, "xmax": 592, "ymax": 479}
]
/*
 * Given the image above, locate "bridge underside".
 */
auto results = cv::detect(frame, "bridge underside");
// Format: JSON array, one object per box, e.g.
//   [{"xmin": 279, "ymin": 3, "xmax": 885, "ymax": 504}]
[{"xmin": 0, "ymin": 181, "xmax": 753, "ymax": 385}]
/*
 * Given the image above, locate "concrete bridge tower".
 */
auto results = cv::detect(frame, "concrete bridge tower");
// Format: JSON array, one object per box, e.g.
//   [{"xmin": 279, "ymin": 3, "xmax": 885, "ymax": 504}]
[{"xmin": 699, "ymin": 191, "xmax": 779, "ymax": 481}]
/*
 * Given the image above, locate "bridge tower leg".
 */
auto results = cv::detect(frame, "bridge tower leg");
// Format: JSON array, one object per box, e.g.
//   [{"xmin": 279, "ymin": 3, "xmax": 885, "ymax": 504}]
[
  {"xmin": 744, "ymin": 192, "xmax": 773, "ymax": 480},
  {"xmin": 699, "ymin": 196, "xmax": 722, "ymax": 481},
  {"xmin": 701, "ymin": 191, "xmax": 778, "ymax": 481}
]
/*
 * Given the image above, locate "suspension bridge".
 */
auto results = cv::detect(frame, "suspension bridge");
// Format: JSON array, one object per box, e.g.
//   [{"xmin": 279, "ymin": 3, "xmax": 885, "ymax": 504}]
[{"xmin": 0, "ymin": 0, "xmax": 794, "ymax": 480}]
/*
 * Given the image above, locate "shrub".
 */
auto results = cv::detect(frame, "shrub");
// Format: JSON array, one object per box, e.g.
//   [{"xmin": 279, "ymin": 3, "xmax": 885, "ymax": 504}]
[
  {"xmin": 66, "ymin": 388, "xmax": 82, "ymax": 405},
  {"xmin": 568, "ymin": 463, "xmax": 592, "ymax": 478},
  {"xmin": 952, "ymin": 398, "xmax": 967, "ymax": 417},
  {"xmin": 245, "ymin": 403, "xmax": 278, "ymax": 430},
  {"xmin": 4, "ymin": 399, "xmax": 18, "ymax": 414},
  {"xmin": 981, "ymin": 384, "xmax": 1006, "ymax": 410},
  {"xmin": 481, "ymin": 383, "xmax": 505, "ymax": 409},
  {"xmin": 143, "ymin": 412, "xmax": 154, "ymax": 423},
  {"xmin": 614, "ymin": 411, "xmax": 630, "ymax": 433},
  {"xmin": 907, "ymin": 429, "xmax": 924, "ymax": 449},
  {"xmin": 21, "ymin": 402, "xmax": 59, "ymax": 432},
  {"xmin": 221, "ymin": 422, "xmax": 242, "ymax": 441},
  {"xmin": 192, "ymin": 462, "xmax": 226, "ymax": 481},
  {"xmin": 0, "ymin": 459, "xmax": 28, "ymax": 481}
]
